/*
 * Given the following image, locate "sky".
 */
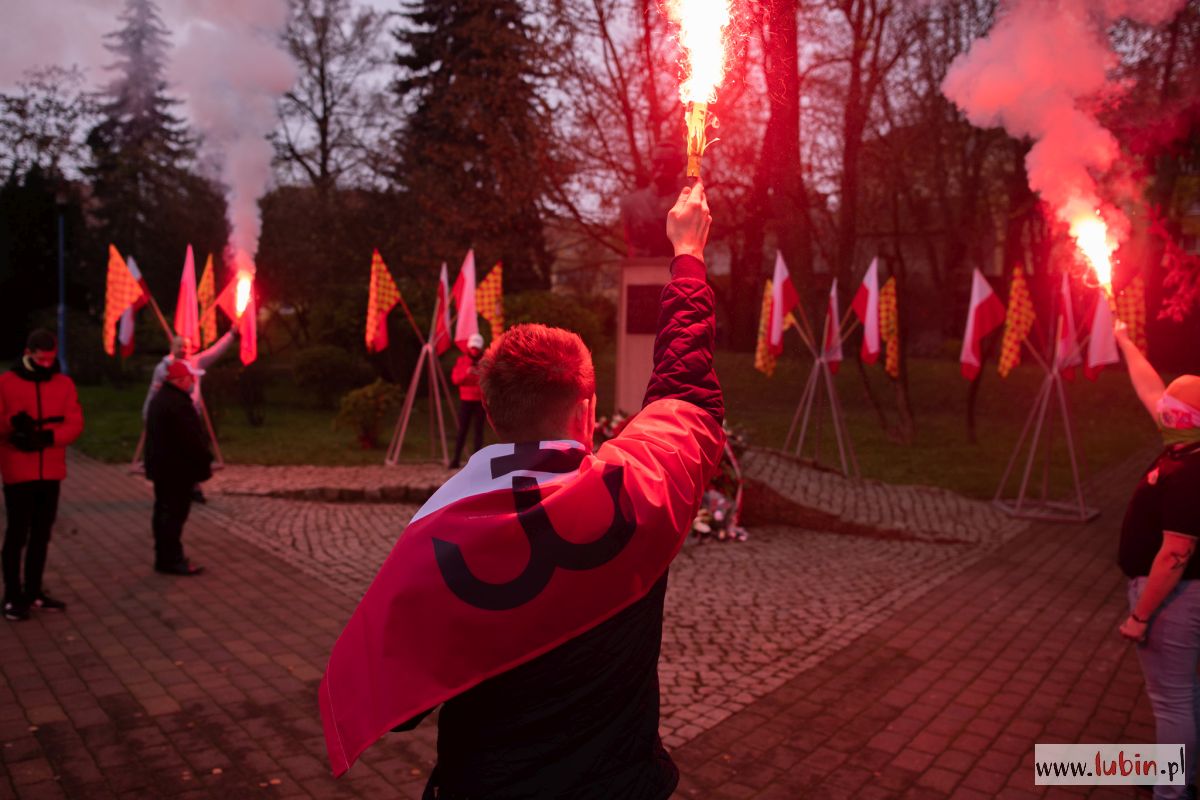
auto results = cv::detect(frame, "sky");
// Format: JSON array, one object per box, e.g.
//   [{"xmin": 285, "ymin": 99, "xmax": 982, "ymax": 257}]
[{"xmin": 0, "ymin": 0, "xmax": 392, "ymax": 90}]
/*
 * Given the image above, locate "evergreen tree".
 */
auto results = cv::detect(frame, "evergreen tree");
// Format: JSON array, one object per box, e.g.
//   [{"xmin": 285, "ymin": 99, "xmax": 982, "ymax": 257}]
[
  {"xmin": 392, "ymin": 0, "xmax": 559, "ymax": 291},
  {"xmin": 86, "ymin": 0, "xmax": 227, "ymax": 304}
]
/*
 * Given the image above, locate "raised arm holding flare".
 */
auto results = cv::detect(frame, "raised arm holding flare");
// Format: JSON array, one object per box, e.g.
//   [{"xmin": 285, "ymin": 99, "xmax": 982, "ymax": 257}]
[{"xmin": 320, "ymin": 181, "xmax": 724, "ymax": 799}]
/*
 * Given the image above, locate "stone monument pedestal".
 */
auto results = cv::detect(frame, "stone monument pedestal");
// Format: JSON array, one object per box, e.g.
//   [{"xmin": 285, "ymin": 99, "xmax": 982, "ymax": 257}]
[{"xmin": 615, "ymin": 257, "xmax": 669, "ymax": 415}]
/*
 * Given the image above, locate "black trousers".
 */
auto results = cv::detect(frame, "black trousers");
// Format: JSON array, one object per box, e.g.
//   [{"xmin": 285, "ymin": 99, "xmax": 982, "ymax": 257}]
[
  {"xmin": 452, "ymin": 400, "xmax": 486, "ymax": 465},
  {"xmin": 2, "ymin": 480, "xmax": 61, "ymax": 602},
  {"xmin": 152, "ymin": 480, "xmax": 193, "ymax": 568}
]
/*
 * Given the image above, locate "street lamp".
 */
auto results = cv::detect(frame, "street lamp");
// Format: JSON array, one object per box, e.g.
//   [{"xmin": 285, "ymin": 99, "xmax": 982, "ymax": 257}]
[{"xmin": 54, "ymin": 186, "xmax": 68, "ymax": 375}]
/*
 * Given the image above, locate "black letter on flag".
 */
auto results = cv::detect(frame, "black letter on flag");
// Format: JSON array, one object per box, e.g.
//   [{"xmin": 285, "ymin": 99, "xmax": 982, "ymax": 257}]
[{"xmin": 433, "ymin": 464, "xmax": 635, "ymax": 611}]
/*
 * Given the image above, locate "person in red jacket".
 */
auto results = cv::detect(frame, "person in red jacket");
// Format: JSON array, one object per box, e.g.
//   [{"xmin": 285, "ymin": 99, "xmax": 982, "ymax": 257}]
[
  {"xmin": 0, "ymin": 330, "xmax": 84, "ymax": 621},
  {"xmin": 448, "ymin": 332, "xmax": 486, "ymax": 469}
]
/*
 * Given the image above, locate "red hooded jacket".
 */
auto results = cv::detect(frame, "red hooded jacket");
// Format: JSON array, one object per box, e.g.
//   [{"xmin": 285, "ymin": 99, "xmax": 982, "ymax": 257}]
[
  {"xmin": 0, "ymin": 360, "xmax": 84, "ymax": 485},
  {"xmin": 450, "ymin": 354, "xmax": 482, "ymax": 402}
]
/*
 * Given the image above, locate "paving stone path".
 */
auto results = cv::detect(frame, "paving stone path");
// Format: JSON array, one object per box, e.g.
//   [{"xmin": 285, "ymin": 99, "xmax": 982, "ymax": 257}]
[
  {"xmin": 203, "ymin": 456, "xmax": 1032, "ymax": 750},
  {"xmin": 0, "ymin": 449, "xmax": 1160, "ymax": 798}
]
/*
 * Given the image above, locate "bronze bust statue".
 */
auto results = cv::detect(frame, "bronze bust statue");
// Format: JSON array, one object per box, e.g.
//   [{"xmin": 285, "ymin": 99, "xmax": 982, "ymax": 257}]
[{"xmin": 620, "ymin": 142, "xmax": 685, "ymax": 258}]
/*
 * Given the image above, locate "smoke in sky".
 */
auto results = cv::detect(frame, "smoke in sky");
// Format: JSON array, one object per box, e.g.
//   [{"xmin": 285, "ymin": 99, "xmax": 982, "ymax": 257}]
[
  {"xmin": 1, "ymin": 0, "xmax": 295, "ymax": 266},
  {"xmin": 171, "ymin": 1, "xmax": 295, "ymax": 265},
  {"xmin": 942, "ymin": 0, "xmax": 1188, "ymax": 257}
]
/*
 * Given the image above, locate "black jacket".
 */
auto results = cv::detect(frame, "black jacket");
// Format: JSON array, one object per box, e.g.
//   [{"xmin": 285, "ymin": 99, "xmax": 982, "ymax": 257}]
[{"xmin": 144, "ymin": 383, "xmax": 212, "ymax": 485}]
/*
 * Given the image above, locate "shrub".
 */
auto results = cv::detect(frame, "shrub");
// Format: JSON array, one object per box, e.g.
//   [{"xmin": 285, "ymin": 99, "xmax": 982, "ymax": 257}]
[
  {"xmin": 294, "ymin": 344, "xmax": 375, "ymax": 408},
  {"xmin": 505, "ymin": 291, "xmax": 606, "ymax": 352},
  {"xmin": 335, "ymin": 379, "xmax": 404, "ymax": 449}
]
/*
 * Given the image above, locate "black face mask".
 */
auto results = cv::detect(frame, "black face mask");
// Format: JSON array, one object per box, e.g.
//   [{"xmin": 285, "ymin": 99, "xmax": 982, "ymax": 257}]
[{"xmin": 21, "ymin": 355, "xmax": 55, "ymax": 378}]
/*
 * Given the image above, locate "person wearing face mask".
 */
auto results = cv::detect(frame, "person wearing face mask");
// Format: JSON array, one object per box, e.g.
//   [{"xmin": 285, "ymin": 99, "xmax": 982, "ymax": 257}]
[
  {"xmin": 1114, "ymin": 320, "xmax": 1200, "ymax": 800},
  {"xmin": 448, "ymin": 332, "xmax": 487, "ymax": 469},
  {"xmin": 0, "ymin": 330, "xmax": 84, "ymax": 622}
]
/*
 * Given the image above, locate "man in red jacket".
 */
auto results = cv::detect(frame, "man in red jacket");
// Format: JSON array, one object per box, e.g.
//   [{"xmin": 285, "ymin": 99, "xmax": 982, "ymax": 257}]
[
  {"xmin": 0, "ymin": 330, "xmax": 84, "ymax": 621},
  {"xmin": 321, "ymin": 182, "xmax": 722, "ymax": 798},
  {"xmin": 448, "ymin": 332, "xmax": 486, "ymax": 469}
]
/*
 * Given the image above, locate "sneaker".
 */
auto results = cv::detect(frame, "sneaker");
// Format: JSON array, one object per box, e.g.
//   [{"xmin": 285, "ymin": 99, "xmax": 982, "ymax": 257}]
[
  {"xmin": 30, "ymin": 593, "xmax": 66, "ymax": 612},
  {"xmin": 3, "ymin": 601, "xmax": 29, "ymax": 621}
]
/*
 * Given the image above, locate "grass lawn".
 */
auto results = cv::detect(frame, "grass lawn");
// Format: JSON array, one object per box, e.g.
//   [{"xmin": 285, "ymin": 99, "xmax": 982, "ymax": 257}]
[{"xmin": 74, "ymin": 348, "xmax": 1157, "ymax": 500}]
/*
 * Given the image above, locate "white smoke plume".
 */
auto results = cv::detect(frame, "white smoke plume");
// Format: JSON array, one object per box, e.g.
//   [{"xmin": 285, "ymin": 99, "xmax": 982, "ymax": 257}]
[
  {"xmin": 0, "ymin": 1, "xmax": 295, "ymax": 270},
  {"xmin": 171, "ymin": 1, "xmax": 295, "ymax": 268},
  {"xmin": 942, "ymin": 0, "xmax": 1188, "ymax": 260}
]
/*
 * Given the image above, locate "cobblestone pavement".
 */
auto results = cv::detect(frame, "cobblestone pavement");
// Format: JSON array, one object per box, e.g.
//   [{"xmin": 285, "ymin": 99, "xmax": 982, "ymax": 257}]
[
  {"xmin": 0, "ymin": 450, "xmax": 1158, "ymax": 798},
  {"xmin": 204, "ymin": 458, "xmax": 1030, "ymax": 749}
]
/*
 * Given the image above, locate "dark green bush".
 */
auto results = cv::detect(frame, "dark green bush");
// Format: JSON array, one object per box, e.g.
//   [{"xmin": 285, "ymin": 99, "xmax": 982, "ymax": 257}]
[
  {"xmin": 335, "ymin": 378, "xmax": 404, "ymax": 448},
  {"xmin": 505, "ymin": 291, "xmax": 606, "ymax": 352},
  {"xmin": 294, "ymin": 345, "xmax": 375, "ymax": 408}
]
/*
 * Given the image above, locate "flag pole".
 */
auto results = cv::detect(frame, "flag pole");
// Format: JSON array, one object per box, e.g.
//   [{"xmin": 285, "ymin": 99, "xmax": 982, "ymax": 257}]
[
  {"xmin": 395, "ymin": 291, "xmax": 427, "ymax": 345},
  {"xmin": 143, "ymin": 291, "xmax": 175, "ymax": 343},
  {"xmin": 787, "ymin": 317, "xmax": 816, "ymax": 356}
]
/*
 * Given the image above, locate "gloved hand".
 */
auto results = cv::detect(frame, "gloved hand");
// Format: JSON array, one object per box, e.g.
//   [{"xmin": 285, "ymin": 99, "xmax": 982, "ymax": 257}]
[{"xmin": 8, "ymin": 413, "xmax": 52, "ymax": 452}]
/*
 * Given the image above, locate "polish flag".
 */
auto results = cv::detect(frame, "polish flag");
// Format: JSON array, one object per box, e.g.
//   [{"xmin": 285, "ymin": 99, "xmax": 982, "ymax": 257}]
[
  {"xmin": 1057, "ymin": 272, "xmax": 1083, "ymax": 379},
  {"xmin": 850, "ymin": 257, "xmax": 880, "ymax": 364},
  {"xmin": 959, "ymin": 269, "xmax": 1006, "ymax": 380},
  {"xmin": 451, "ymin": 250, "xmax": 479, "ymax": 352},
  {"xmin": 117, "ymin": 256, "xmax": 150, "ymax": 357},
  {"xmin": 823, "ymin": 279, "xmax": 843, "ymax": 373},
  {"xmin": 432, "ymin": 262, "xmax": 452, "ymax": 355},
  {"xmin": 768, "ymin": 252, "xmax": 800, "ymax": 356},
  {"xmin": 174, "ymin": 245, "xmax": 200, "ymax": 350},
  {"xmin": 1084, "ymin": 294, "xmax": 1118, "ymax": 380}
]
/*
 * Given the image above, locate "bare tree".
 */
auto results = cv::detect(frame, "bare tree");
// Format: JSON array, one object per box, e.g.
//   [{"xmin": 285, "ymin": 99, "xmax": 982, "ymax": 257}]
[
  {"xmin": 0, "ymin": 66, "xmax": 97, "ymax": 183},
  {"xmin": 274, "ymin": 0, "xmax": 392, "ymax": 194}
]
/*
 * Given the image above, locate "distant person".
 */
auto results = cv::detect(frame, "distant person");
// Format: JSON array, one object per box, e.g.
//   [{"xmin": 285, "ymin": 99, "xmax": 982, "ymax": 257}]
[
  {"xmin": 448, "ymin": 332, "xmax": 486, "ymax": 469},
  {"xmin": 142, "ymin": 330, "xmax": 236, "ymax": 503},
  {"xmin": 1115, "ymin": 320, "xmax": 1200, "ymax": 800},
  {"xmin": 144, "ymin": 360, "xmax": 212, "ymax": 576},
  {"xmin": 0, "ymin": 330, "xmax": 84, "ymax": 621},
  {"xmin": 321, "ymin": 182, "xmax": 724, "ymax": 798}
]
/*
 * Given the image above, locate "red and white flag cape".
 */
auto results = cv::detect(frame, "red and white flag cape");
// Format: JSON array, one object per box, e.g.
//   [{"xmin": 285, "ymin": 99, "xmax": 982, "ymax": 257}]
[
  {"xmin": 1056, "ymin": 272, "xmax": 1083, "ymax": 378},
  {"xmin": 850, "ymin": 257, "xmax": 880, "ymax": 364},
  {"xmin": 452, "ymin": 250, "xmax": 479, "ymax": 352},
  {"xmin": 117, "ymin": 256, "xmax": 150, "ymax": 357},
  {"xmin": 1085, "ymin": 293, "xmax": 1119, "ymax": 380},
  {"xmin": 959, "ymin": 269, "xmax": 1006, "ymax": 380},
  {"xmin": 433, "ymin": 262, "xmax": 452, "ymax": 355},
  {"xmin": 768, "ymin": 252, "xmax": 799, "ymax": 356},
  {"xmin": 823, "ymin": 279, "xmax": 843, "ymax": 373},
  {"xmin": 174, "ymin": 245, "xmax": 200, "ymax": 349},
  {"xmin": 319, "ymin": 399, "xmax": 725, "ymax": 776}
]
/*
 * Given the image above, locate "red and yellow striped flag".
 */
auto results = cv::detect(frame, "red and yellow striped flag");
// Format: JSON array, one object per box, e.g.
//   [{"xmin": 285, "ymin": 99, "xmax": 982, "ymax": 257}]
[
  {"xmin": 103, "ymin": 245, "xmax": 144, "ymax": 356},
  {"xmin": 879, "ymin": 277, "xmax": 900, "ymax": 378},
  {"xmin": 366, "ymin": 250, "xmax": 401, "ymax": 353},
  {"xmin": 998, "ymin": 266, "xmax": 1035, "ymax": 378},
  {"xmin": 198, "ymin": 254, "xmax": 216, "ymax": 347},
  {"xmin": 1116, "ymin": 274, "xmax": 1147, "ymax": 353},
  {"xmin": 476, "ymin": 262, "xmax": 504, "ymax": 342},
  {"xmin": 754, "ymin": 280, "xmax": 777, "ymax": 377}
]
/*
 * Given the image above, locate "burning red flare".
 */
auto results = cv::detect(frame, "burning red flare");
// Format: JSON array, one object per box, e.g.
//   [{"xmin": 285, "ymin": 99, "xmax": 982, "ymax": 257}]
[
  {"xmin": 666, "ymin": 0, "xmax": 734, "ymax": 178},
  {"xmin": 235, "ymin": 273, "xmax": 253, "ymax": 317},
  {"xmin": 1070, "ymin": 213, "xmax": 1114, "ymax": 296}
]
